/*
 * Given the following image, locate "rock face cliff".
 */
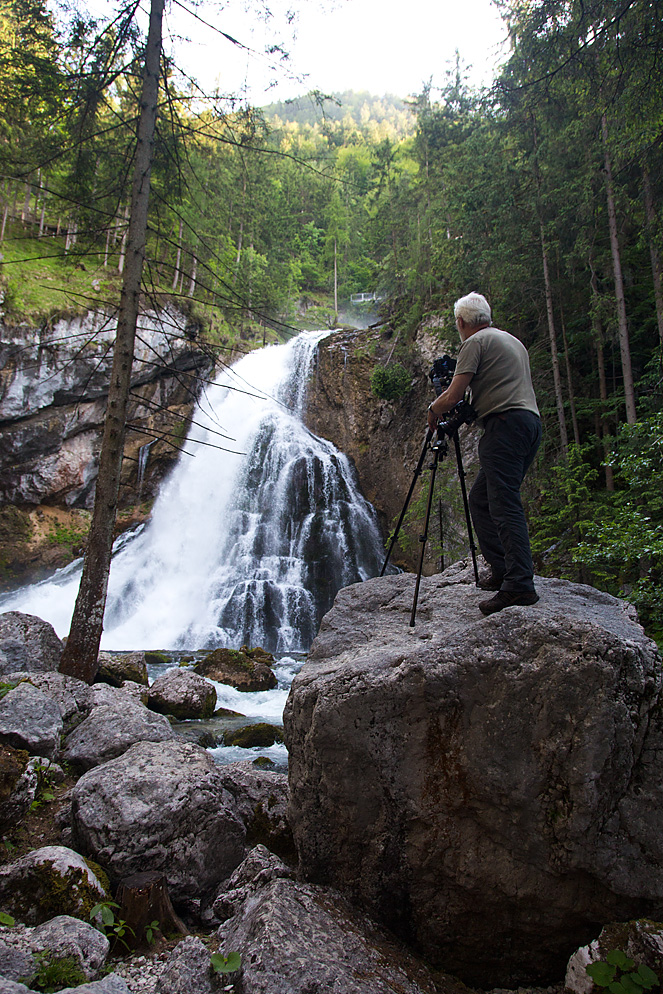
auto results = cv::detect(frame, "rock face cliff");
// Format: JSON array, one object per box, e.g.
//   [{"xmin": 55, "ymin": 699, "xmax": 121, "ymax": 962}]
[
  {"xmin": 283, "ymin": 565, "xmax": 663, "ymax": 986},
  {"xmin": 0, "ymin": 307, "xmax": 211, "ymax": 508},
  {"xmin": 0, "ymin": 307, "xmax": 212, "ymax": 586},
  {"xmin": 303, "ymin": 324, "xmax": 478, "ymax": 572}
]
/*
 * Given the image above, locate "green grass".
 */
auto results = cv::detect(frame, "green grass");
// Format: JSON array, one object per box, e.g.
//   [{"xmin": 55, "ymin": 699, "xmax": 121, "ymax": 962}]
[{"xmin": 0, "ymin": 228, "xmax": 124, "ymax": 324}]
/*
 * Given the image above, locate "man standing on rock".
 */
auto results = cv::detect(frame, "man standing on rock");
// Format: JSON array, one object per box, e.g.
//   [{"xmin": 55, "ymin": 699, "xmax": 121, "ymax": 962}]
[{"xmin": 427, "ymin": 291, "xmax": 542, "ymax": 615}]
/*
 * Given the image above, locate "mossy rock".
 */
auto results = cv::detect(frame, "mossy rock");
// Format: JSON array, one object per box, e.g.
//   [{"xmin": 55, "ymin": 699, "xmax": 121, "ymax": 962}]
[
  {"xmin": 96, "ymin": 652, "xmax": 149, "ymax": 687},
  {"xmin": 222, "ymin": 723, "xmax": 284, "ymax": 748},
  {"xmin": 195, "ymin": 648, "xmax": 277, "ymax": 692},
  {"xmin": 145, "ymin": 651, "xmax": 173, "ymax": 666},
  {"xmin": 0, "ymin": 847, "xmax": 108, "ymax": 925},
  {"xmin": 0, "ymin": 742, "xmax": 30, "ymax": 830}
]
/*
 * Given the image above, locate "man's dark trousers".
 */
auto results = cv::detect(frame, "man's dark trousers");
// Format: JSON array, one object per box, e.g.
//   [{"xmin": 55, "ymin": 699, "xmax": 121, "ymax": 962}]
[{"xmin": 468, "ymin": 409, "xmax": 542, "ymax": 593}]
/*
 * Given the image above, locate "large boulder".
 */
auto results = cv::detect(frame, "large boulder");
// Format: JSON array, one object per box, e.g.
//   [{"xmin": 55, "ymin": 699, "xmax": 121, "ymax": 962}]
[
  {"xmin": 0, "ymin": 682, "xmax": 63, "ymax": 759},
  {"xmin": 0, "ymin": 847, "xmax": 108, "ymax": 925},
  {"xmin": 30, "ymin": 915, "xmax": 110, "ymax": 980},
  {"xmin": 283, "ymin": 570, "xmax": 663, "ymax": 986},
  {"xmin": 147, "ymin": 668, "xmax": 216, "ymax": 719},
  {"xmin": 95, "ymin": 652, "xmax": 149, "ymax": 688},
  {"xmin": 194, "ymin": 647, "xmax": 277, "ymax": 692},
  {"xmin": 70, "ymin": 740, "xmax": 246, "ymax": 902},
  {"xmin": 215, "ymin": 761, "xmax": 293, "ymax": 858},
  {"xmin": 0, "ymin": 612, "xmax": 62, "ymax": 675},
  {"xmin": 62, "ymin": 698, "xmax": 174, "ymax": 771},
  {"xmin": 214, "ymin": 870, "xmax": 457, "ymax": 994}
]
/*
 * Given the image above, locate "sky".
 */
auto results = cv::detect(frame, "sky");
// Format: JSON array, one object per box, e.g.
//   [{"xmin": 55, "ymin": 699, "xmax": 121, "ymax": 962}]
[{"xmin": 161, "ymin": 0, "xmax": 510, "ymax": 105}]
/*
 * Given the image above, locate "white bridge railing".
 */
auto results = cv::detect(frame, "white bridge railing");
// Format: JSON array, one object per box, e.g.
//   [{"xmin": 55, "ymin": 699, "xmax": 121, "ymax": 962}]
[{"xmin": 350, "ymin": 292, "xmax": 379, "ymax": 303}]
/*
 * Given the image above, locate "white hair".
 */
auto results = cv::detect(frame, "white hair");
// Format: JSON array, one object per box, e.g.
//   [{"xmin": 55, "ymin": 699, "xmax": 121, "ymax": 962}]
[{"xmin": 454, "ymin": 292, "xmax": 492, "ymax": 327}]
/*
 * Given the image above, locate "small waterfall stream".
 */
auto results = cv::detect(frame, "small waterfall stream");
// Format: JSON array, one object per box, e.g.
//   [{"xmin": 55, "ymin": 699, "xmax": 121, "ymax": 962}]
[{"xmin": 2, "ymin": 331, "xmax": 387, "ymax": 652}]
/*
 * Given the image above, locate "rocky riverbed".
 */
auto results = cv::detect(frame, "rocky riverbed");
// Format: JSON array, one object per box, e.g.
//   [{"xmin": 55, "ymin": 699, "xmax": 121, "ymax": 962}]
[{"xmin": 2, "ymin": 566, "xmax": 663, "ymax": 993}]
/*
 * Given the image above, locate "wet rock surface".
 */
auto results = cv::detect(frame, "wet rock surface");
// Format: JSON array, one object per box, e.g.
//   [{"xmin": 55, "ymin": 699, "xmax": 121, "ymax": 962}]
[{"xmin": 146, "ymin": 669, "xmax": 216, "ymax": 720}]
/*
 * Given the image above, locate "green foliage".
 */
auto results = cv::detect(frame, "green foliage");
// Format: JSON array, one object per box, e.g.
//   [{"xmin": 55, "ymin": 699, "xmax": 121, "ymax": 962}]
[
  {"xmin": 29, "ymin": 759, "xmax": 57, "ymax": 810},
  {"xmin": 89, "ymin": 900, "xmax": 134, "ymax": 950},
  {"xmin": 21, "ymin": 951, "xmax": 88, "ymax": 993},
  {"xmin": 530, "ymin": 443, "xmax": 600, "ymax": 579},
  {"xmin": 370, "ymin": 363, "xmax": 411, "ymax": 402},
  {"xmin": 0, "ymin": 911, "xmax": 15, "ymax": 925},
  {"xmin": 0, "ymin": 682, "xmax": 17, "ymax": 699},
  {"xmin": 586, "ymin": 949, "xmax": 659, "ymax": 994},
  {"xmin": 211, "ymin": 950, "xmax": 242, "ymax": 975}
]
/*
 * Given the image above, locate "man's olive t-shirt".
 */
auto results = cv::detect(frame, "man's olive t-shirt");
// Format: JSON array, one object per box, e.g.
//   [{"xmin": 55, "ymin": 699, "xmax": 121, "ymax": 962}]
[{"xmin": 455, "ymin": 327, "xmax": 539, "ymax": 421}]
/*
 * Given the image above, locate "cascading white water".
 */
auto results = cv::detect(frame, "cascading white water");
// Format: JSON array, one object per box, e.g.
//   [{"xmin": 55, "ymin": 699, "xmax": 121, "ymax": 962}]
[{"xmin": 1, "ymin": 331, "xmax": 387, "ymax": 652}]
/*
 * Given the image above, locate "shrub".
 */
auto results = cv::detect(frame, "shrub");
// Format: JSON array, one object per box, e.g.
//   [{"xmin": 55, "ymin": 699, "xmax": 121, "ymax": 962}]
[{"xmin": 370, "ymin": 363, "xmax": 411, "ymax": 401}]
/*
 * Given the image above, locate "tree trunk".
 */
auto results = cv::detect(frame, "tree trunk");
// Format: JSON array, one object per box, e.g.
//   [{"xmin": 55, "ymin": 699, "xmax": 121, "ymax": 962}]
[
  {"xmin": 560, "ymin": 309, "xmax": 580, "ymax": 446},
  {"xmin": 172, "ymin": 218, "xmax": 183, "ymax": 290},
  {"xmin": 114, "ymin": 872, "xmax": 187, "ymax": 951},
  {"xmin": 333, "ymin": 237, "xmax": 338, "ymax": 319},
  {"xmin": 540, "ymin": 221, "xmax": 568, "ymax": 454},
  {"xmin": 601, "ymin": 113, "xmax": 636, "ymax": 423},
  {"xmin": 643, "ymin": 164, "xmax": 663, "ymax": 350},
  {"xmin": 188, "ymin": 253, "xmax": 197, "ymax": 297},
  {"xmin": 59, "ymin": 0, "xmax": 165, "ymax": 683},
  {"xmin": 590, "ymin": 262, "xmax": 614, "ymax": 491}
]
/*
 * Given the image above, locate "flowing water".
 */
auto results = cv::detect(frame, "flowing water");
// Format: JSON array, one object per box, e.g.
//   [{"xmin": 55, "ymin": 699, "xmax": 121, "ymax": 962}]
[{"xmin": 1, "ymin": 330, "xmax": 386, "ymax": 655}]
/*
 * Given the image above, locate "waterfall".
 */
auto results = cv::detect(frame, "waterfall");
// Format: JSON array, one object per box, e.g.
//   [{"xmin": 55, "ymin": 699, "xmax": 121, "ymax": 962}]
[{"xmin": 1, "ymin": 331, "xmax": 387, "ymax": 652}]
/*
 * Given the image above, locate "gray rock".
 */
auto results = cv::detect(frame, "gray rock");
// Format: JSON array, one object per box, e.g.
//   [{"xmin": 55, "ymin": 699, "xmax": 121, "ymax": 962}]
[
  {"xmin": 0, "ymin": 682, "xmax": 63, "ymax": 759},
  {"xmin": 215, "ymin": 875, "xmax": 452, "ymax": 994},
  {"xmin": 0, "ymin": 938, "xmax": 33, "ymax": 983},
  {"xmin": 96, "ymin": 653, "xmax": 148, "ymax": 688},
  {"xmin": 63, "ymin": 698, "xmax": 174, "ymax": 771},
  {"xmin": 30, "ymin": 915, "xmax": 109, "ymax": 980},
  {"xmin": 0, "ymin": 613, "xmax": 62, "ymax": 675},
  {"xmin": 56, "ymin": 977, "xmax": 131, "ymax": 994},
  {"xmin": 216, "ymin": 761, "xmax": 292, "ymax": 858},
  {"xmin": 153, "ymin": 936, "xmax": 215, "ymax": 994},
  {"xmin": 24, "ymin": 673, "xmax": 85, "ymax": 728},
  {"xmin": 71, "ymin": 740, "xmax": 246, "ymax": 901},
  {"xmin": 0, "ymin": 980, "xmax": 33, "ymax": 994},
  {"xmin": 0, "ymin": 846, "xmax": 107, "ymax": 925},
  {"xmin": 284, "ymin": 571, "xmax": 663, "ymax": 985},
  {"xmin": 212, "ymin": 845, "xmax": 294, "ymax": 921},
  {"xmin": 147, "ymin": 668, "xmax": 217, "ymax": 720}
]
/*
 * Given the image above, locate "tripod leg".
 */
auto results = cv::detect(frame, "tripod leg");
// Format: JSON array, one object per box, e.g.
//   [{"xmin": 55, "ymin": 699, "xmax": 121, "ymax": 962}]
[
  {"xmin": 381, "ymin": 429, "xmax": 432, "ymax": 576},
  {"xmin": 453, "ymin": 432, "xmax": 479, "ymax": 584},
  {"xmin": 410, "ymin": 444, "xmax": 442, "ymax": 627}
]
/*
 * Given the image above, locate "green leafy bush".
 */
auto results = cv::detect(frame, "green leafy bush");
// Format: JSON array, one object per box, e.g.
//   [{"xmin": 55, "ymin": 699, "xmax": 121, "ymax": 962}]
[
  {"xmin": 370, "ymin": 363, "xmax": 411, "ymax": 401},
  {"xmin": 21, "ymin": 952, "xmax": 87, "ymax": 992},
  {"xmin": 586, "ymin": 948, "xmax": 659, "ymax": 994}
]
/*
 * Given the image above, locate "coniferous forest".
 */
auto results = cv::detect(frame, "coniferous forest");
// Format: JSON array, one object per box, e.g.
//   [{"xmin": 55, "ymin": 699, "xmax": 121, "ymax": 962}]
[{"xmin": 1, "ymin": 0, "xmax": 662, "ymax": 641}]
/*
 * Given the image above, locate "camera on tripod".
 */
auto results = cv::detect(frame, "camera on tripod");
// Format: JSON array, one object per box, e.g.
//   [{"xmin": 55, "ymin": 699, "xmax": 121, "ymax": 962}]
[
  {"xmin": 429, "ymin": 356, "xmax": 477, "ymax": 438},
  {"xmin": 380, "ymin": 353, "xmax": 481, "ymax": 624}
]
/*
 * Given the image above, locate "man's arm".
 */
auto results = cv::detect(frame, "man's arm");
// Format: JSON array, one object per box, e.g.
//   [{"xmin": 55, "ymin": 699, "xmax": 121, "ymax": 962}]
[{"xmin": 427, "ymin": 372, "xmax": 473, "ymax": 430}]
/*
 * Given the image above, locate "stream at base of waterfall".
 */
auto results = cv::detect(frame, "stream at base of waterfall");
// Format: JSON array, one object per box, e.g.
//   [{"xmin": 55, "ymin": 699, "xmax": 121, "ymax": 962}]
[{"xmin": 1, "ymin": 330, "xmax": 389, "ymax": 765}]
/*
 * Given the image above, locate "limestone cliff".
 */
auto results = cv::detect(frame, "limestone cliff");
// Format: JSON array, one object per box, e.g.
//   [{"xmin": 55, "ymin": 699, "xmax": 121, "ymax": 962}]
[
  {"xmin": 0, "ymin": 307, "xmax": 213, "ymax": 587},
  {"xmin": 303, "ymin": 323, "xmax": 478, "ymax": 573}
]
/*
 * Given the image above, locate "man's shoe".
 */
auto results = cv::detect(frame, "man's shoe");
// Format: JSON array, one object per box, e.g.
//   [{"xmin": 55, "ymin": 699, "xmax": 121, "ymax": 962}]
[
  {"xmin": 477, "ymin": 571, "xmax": 504, "ymax": 591},
  {"xmin": 479, "ymin": 589, "xmax": 540, "ymax": 616}
]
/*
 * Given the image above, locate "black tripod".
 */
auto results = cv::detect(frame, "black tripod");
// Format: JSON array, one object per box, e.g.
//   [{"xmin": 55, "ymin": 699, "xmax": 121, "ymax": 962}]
[{"xmin": 380, "ymin": 424, "xmax": 479, "ymax": 626}]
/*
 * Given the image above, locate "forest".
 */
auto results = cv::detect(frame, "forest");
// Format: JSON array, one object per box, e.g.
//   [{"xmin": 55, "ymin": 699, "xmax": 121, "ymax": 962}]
[{"xmin": 1, "ymin": 0, "xmax": 662, "ymax": 644}]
